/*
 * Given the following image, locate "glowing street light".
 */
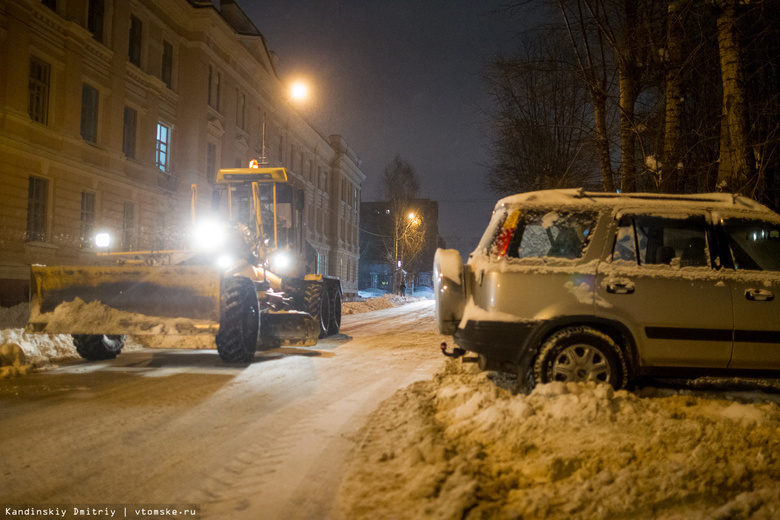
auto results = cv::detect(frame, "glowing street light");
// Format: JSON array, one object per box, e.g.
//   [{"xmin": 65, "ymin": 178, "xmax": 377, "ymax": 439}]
[
  {"xmin": 260, "ymin": 81, "xmax": 309, "ymax": 165},
  {"xmin": 290, "ymin": 82, "xmax": 308, "ymax": 101}
]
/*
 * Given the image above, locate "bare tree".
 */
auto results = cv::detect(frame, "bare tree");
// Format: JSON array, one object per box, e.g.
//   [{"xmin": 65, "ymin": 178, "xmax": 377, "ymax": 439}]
[
  {"xmin": 380, "ymin": 155, "xmax": 425, "ymax": 292},
  {"xmin": 485, "ymin": 33, "xmax": 600, "ymax": 196}
]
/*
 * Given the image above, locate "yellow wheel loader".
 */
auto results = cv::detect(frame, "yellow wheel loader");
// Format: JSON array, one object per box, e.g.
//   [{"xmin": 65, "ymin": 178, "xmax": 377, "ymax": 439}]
[{"xmin": 26, "ymin": 166, "xmax": 343, "ymax": 363}]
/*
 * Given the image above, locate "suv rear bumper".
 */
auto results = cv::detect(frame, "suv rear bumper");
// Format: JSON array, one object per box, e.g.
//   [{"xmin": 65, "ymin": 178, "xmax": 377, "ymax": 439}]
[{"xmin": 453, "ymin": 319, "xmax": 540, "ymax": 365}]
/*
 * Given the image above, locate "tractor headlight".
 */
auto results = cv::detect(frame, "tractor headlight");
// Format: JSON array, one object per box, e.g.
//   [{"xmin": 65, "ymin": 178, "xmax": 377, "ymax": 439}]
[
  {"xmin": 192, "ymin": 220, "xmax": 226, "ymax": 251},
  {"xmin": 271, "ymin": 251, "xmax": 291, "ymax": 270},
  {"xmin": 95, "ymin": 232, "xmax": 111, "ymax": 248},
  {"xmin": 217, "ymin": 254, "xmax": 233, "ymax": 269}
]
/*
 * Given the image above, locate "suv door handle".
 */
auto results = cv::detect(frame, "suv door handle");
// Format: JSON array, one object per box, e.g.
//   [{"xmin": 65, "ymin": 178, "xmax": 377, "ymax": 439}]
[
  {"xmin": 607, "ymin": 282, "xmax": 635, "ymax": 294},
  {"xmin": 745, "ymin": 288, "xmax": 775, "ymax": 302}
]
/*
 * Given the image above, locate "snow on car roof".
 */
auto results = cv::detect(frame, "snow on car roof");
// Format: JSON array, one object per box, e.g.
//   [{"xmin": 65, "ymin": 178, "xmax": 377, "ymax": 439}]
[{"xmin": 495, "ymin": 188, "xmax": 773, "ymax": 214}]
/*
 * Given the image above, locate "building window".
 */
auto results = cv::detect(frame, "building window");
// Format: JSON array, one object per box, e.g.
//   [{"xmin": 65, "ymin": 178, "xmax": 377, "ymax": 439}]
[
  {"xmin": 123, "ymin": 106, "xmax": 137, "ymax": 158},
  {"xmin": 128, "ymin": 15, "xmax": 142, "ymax": 68},
  {"xmin": 26, "ymin": 177, "xmax": 48, "ymax": 242},
  {"xmin": 28, "ymin": 58, "xmax": 50, "ymax": 125},
  {"xmin": 122, "ymin": 202, "xmax": 134, "ymax": 250},
  {"xmin": 155, "ymin": 211, "xmax": 167, "ymax": 250},
  {"xmin": 156, "ymin": 122, "xmax": 170, "ymax": 172},
  {"xmin": 80, "ymin": 192, "xmax": 95, "ymax": 248},
  {"xmin": 236, "ymin": 89, "xmax": 245, "ymax": 130},
  {"xmin": 215, "ymin": 72, "xmax": 222, "ymax": 112},
  {"xmin": 88, "ymin": 0, "xmax": 104, "ymax": 43},
  {"xmin": 207, "ymin": 142, "xmax": 217, "ymax": 183},
  {"xmin": 80, "ymin": 84, "xmax": 99, "ymax": 143},
  {"xmin": 161, "ymin": 40, "xmax": 173, "ymax": 89},
  {"xmin": 207, "ymin": 65, "xmax": 213, "ymax": 107}
]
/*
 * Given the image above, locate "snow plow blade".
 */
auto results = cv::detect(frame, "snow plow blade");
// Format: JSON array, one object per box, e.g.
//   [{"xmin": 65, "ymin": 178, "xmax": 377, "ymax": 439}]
[
  {"xmin": 260, "ymin": 311, "xmax": 320, "ymax": 348},
  {"xmin": 26, "ymin": 265, "xmax": 221, "ymax": 335}
]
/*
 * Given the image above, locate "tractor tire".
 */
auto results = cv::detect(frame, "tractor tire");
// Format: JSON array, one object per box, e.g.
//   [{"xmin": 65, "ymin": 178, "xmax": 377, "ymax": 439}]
[
  {"xmin": 303, "ymin": 282, "xmax": 330, "ymax": 338},
  {"xmin": 216, "ymin": 276, "xmax": 259, "ymax": 363},
  {"xmin": 72, "ymin": 334, "xmax": 125, "ymax": 361},
  {"xmin": 328, "ymin": 288, "xmax": 342, "ymax": 335}
]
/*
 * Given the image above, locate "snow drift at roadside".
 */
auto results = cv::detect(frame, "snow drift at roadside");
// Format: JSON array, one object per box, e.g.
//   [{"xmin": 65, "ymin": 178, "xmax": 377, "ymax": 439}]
[{"xmin": 339, "ymin": 360, "xmax": 780, "ymax": 519}]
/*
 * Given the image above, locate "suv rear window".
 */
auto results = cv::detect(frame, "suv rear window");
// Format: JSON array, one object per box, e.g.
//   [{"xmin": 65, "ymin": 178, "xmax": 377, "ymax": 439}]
[
  {"xmin": 722, "ymin": 218, "xmax": 780, "ymax": 271},
  {"xmin": 488, "ymin": 210, "xmax": 597, "ymax": 260}
]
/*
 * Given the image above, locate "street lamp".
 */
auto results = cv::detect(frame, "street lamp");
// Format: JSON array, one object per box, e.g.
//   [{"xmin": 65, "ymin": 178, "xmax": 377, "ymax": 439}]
[{"xmin": 259, "ymin": 81, "xmax": 309, "ymax": 165}]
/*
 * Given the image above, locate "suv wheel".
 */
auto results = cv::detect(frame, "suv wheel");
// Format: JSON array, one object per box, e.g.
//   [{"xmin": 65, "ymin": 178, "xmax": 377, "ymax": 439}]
[{"xmin": 533, "ymin": 326, "xmax": 628, "ymax": 390}]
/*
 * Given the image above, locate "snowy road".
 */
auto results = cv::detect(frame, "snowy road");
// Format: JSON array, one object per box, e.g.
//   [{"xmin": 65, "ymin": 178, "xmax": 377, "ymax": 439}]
[{"xmin": 0, "ymin": 300, "xmax": 447, "ymax": 519}]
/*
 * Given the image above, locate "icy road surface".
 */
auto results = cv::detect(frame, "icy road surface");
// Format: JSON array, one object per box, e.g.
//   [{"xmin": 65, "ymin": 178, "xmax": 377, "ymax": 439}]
[{"xmin": 0, "ymin": 300, "xmax": 447, "ymax": 519}]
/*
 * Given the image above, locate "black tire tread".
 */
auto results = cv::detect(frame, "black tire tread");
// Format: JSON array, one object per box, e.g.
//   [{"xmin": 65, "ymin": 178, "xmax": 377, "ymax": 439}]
[
  {"xmin": 216, "ymin": 277, "xmax": 259, "ymax": 363},
  {"xmin": 72, "ymin": 334, "xmax": 125, "ymax": 361}
]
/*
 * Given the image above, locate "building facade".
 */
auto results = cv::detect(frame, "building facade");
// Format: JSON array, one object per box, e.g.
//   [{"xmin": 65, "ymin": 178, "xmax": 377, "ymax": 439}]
[{"xmin": 0, "ymin": 0, "xmax": 364, "ymax": 305}]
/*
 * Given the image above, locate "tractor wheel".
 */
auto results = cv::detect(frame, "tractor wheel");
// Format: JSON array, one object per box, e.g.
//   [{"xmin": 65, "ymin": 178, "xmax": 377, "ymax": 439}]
[
  {"xmin": 216, "ymin": 276, "xmax": 259, "ymax": 363},
  {"xmin": 303, "ymin": 282, "xmax": 330, "ymax": 338},
  {"xmin": 328, "ymin": 288, "xmax": 342, "ymax": 335},
  {"xmin": 72, "ymin": 334, "xmax": 125, "ymax": 361}
]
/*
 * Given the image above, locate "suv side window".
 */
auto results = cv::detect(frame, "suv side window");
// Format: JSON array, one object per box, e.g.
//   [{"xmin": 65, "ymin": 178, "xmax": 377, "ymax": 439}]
[
  {"xmin": 721, "ymin": 218, "xmax": 780, "ymax": 271},
  {"xmin": 508, "ymin": 210, "xmax": 596, "ymax": 260},
  {"xmin": 613, "ymin": 215, "xmax": 709, "ymax": 267}
]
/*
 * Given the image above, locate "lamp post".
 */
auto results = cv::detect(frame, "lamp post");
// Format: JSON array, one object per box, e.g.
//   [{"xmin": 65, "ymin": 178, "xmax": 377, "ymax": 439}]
[
  {"xmin": 259, "ymin": 81, "xmax": 308, "ymax": 165},
  {"xmin": 393, "ymin": 211, "xmax": 420, "ymax": 295}
]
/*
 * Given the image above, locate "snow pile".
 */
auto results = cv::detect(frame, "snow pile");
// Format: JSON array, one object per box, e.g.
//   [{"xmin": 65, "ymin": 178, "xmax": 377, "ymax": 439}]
[
  {"xmin": 1, "ymin": 304, "xmax": 78, "ymax": 377},
  {"xmin": 339, "ymin": 361, "xmax": 780, "ymax": 519},
  {"xmin": 343, "ymin": 294, "xmax": 427, "ymax": 315},
  {"xmin": 32, "ymin": 298, "xmax": 217, "ymax": 335},
  {"xmin": 0, "ymin": 303, "xmax": 146, "ymax": 378}
]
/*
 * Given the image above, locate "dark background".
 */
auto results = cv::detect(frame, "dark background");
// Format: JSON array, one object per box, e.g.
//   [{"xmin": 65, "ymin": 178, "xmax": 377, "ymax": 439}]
[{"xmin": 242, "ymin": 1, "xmax": 538, "ymax": 258}]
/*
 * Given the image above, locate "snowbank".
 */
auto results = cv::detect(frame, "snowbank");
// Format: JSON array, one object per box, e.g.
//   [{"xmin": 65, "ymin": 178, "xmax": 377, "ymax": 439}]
[
  {"xmin": 339, "ymin": 361, "xmax": 780, "ymax": 519},
  {"xmin": 0, "ymin": 303, "xmax": 146, "ymax": 378},
  {"xmin": 0, "ymin": 303, "xmax": 80, "ymax": 377},
  {"xmin": 343, "ymin": 294, "xmax": 428, "ymax": 315}
]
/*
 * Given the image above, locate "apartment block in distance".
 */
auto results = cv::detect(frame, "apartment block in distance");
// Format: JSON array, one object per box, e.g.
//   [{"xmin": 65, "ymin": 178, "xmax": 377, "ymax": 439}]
[{"xmin": 0, "ymin": 0, "xmax": 365, "ymax": 305}]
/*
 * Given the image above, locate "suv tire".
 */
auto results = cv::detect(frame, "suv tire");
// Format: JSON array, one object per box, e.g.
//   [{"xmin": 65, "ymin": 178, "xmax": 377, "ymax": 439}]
[{"xmin": 533, "ymin": 326, "xmax": 628, "ymax": 390}]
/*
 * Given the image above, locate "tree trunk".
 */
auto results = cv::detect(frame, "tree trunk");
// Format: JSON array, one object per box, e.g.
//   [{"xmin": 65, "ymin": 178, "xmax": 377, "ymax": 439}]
[
  {"xmin": 618, "ymin": 0, "xmax": 639, "ymax": 193},
  {"xmin": 660, "ymin": 0, "xmax": 686, "ymax": 193},
  {"xmin": 618, "ymin": 66, "xmax": 637, "ymax": 192},
  {"xmin": 592, "ymin": 90, "xmax": 616, "ymax": 192},
  {"xmin": 716, "ymin": 0, "xmax": 755, "ymax": 194}
]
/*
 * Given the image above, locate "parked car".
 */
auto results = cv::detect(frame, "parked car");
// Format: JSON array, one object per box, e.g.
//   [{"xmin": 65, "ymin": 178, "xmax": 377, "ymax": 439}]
[{"xmin": 434, "ymin": 189, "xmax": 780, "ymax": 390}]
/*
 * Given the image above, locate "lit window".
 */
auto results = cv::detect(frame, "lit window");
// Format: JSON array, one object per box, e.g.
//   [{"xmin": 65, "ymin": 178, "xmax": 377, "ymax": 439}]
[{"xmin": 156, "ymin": 122, "xmax": 170, "ymax": 172}]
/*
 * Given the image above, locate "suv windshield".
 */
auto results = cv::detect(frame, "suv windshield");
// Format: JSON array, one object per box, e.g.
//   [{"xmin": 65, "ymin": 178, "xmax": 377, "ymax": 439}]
[{"xmin": 722, "ymin": 218, "xmax": 780, "ymax": 271}]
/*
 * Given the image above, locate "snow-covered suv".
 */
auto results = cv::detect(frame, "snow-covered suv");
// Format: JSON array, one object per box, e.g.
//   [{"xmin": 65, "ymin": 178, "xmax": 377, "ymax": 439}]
[{"xmin": 434, "ymin": 189, "xmax": 780, "ymax": 390}]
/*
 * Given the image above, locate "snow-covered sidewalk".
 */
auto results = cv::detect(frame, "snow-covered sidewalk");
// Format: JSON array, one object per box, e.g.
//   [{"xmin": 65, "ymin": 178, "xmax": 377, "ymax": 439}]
[{"xmin": 339, "ymin": 360, "xmax": 780, "ymax": 519}]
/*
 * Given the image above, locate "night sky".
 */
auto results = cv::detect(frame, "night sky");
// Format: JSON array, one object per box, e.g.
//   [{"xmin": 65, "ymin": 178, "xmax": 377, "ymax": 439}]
[{"xmin": 242, "ymin": 1, "xmax": 536, "ymax": 258}]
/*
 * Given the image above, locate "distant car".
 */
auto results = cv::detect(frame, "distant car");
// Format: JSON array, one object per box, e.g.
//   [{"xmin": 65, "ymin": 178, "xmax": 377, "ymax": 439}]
[{"xmin": 434, "ymin": 189, "xmax": 780, "ymax": 390}]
